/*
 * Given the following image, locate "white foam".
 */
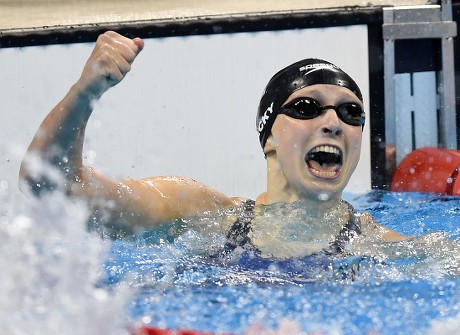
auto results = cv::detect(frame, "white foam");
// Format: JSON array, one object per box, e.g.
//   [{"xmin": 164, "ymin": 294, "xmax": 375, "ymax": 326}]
[
  {"xmin": 0, "ymin": 190, "xmax": 132, "ymax": 335},
  {"xmin": 429, "ymin": 313, "xmax": 460, "ymax": 335}
]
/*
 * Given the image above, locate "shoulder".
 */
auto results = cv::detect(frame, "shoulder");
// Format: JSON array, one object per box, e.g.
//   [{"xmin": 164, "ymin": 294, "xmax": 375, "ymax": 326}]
[{"xmin": 357, "ymin": 211, "xmax": 409, "ymax": 242}]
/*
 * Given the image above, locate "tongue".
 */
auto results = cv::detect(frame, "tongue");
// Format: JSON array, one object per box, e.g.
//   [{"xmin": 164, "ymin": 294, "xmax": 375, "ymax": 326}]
[
  {"xmin": 307, "ymin": 159, "xmax": 342, "ymax": 179},
  {"xmin": 308, "ymin": 159, "xmax": 339, "ymax": 172}
]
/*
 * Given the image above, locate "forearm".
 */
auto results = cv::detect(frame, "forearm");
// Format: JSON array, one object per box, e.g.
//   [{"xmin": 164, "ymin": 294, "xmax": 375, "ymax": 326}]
[
  {"xmin": 20, "ymin": 32, "xmax": 144, "ymax": 196},
  {"xmin": 20, "ymin": 82, "xmax": 96, "ymax": 194}
]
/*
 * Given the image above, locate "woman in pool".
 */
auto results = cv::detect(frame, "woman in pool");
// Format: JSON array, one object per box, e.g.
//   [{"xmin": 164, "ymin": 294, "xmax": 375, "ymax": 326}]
[{"xmin": 20, "ymin": 31, "xmax": 407, "ymax": 259}]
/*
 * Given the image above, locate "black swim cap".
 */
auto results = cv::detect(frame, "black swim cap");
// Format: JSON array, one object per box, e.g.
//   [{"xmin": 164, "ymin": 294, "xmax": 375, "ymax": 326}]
[{"xmin": 256, "ymin": 58, "xmax": 363, "ymax": 149}]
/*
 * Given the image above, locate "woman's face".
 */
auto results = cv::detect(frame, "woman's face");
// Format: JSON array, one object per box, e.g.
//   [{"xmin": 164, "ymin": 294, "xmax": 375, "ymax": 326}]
[{"xmin": 265, "ymin": 84, "xmax": 363, "ymax": 202}]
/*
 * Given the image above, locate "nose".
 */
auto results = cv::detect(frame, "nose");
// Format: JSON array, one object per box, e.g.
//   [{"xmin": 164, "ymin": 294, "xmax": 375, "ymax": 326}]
[{"xmin": 320, "ymin": 108, "xmax": 343, "ymax": 136}]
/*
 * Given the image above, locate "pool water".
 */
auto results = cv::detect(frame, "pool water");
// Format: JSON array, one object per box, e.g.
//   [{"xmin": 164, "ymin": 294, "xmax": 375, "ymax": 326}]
[
  {"xmin": 104, "ymin": 191, "xmax": 460, "ymax": 335},
  {"xmin": 3, "ymin": 189, "xmax": 460, "ymax": 335}
]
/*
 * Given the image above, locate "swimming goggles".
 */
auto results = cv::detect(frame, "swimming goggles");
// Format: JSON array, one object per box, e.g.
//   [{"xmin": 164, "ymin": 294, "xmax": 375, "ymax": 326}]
[{"xmin": 280, "ymin": 97, "xmax": 365, "ymax": 126}]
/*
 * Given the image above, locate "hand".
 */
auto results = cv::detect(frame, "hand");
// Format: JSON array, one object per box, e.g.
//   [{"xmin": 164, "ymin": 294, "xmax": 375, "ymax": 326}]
[{"xmin": 77, "ymin": 31, "xmax": 144, "ymax": 98}]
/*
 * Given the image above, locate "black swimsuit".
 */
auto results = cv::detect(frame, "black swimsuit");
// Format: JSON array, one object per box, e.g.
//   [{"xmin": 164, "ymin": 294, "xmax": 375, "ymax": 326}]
[
  {"xmin": 220, "ymin": 200, "xmax": 366, "ymax": 281},
  {"xmin": 224, "ymin": 199, "xmax": 362, "ymax": 256}
]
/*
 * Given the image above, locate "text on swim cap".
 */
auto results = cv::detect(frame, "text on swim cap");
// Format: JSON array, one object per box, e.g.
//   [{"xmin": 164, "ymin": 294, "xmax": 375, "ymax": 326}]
[
  {"xmin": 299, "ymin": 63, "xmax": 339, "ymax": 72},
  {"xmin": 258, "ymin": 102, "xmax": 274, "ymax": 133}
]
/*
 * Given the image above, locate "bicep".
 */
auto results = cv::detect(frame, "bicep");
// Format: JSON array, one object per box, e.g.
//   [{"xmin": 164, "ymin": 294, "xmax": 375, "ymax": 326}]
[
  {"xmin": 133, "ymin": 176, "xmax": 238, "ymax": 224},
  {"xmin": 73, "ymin": 169, "xmax": 237, "ymax": 227}
]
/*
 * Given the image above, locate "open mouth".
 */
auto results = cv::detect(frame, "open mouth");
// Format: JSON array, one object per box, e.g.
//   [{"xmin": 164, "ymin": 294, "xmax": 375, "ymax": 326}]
[{"xmin": 306, "ymin": 145, "xmax": 343, "ymax": 179}]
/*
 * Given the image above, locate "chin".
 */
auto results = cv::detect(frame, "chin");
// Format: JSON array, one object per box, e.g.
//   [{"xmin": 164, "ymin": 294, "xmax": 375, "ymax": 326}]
[{"xmin": 306, "ymin": 176, "xmax": 348, "ymax": 199}]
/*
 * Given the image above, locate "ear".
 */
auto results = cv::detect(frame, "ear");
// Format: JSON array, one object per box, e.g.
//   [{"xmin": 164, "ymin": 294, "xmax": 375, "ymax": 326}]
[{"xmin": 263, "ymin": 135, "xmax": 277, "ymax": 155}]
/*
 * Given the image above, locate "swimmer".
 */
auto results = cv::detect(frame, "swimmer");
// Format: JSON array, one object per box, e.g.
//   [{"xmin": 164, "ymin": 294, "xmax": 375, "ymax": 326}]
[{"xmin": 19, "ymin": 31, "xmax": 408, "ymax": 259}]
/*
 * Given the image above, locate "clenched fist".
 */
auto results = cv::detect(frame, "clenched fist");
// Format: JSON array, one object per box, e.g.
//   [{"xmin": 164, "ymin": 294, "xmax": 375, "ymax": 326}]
[{"xmin": 77, "ymin": 31, "xmax": 144, "ymax": 98}]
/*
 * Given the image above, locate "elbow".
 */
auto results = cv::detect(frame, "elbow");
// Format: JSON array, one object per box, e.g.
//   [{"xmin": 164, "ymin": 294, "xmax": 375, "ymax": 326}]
[
  {"xmin": 18, "ymin": 157, "xmax": 35, "ymax": 194},
  {"xmin": 18, "ymin": 153, "xmax": 63, "ymax": 197}
]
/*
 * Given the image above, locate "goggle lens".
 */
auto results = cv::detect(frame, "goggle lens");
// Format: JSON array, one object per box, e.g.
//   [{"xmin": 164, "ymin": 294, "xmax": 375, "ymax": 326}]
[{"xmin": 281, "ymin": 98, "xmax": 365, "ymax": 126}]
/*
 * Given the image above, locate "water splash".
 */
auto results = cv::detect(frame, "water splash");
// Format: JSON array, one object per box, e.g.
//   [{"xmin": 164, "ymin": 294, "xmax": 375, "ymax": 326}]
[
  {"xmin": 0, "ymin": 189, "xmax": 132, "ymax": 335},
  {"xmin": 429, "ymin": 312, "xmax": 460, "ymax": 334},
  {"xmin": 3, "ymin": 182, "xmax": 460, "ymax": 334}
]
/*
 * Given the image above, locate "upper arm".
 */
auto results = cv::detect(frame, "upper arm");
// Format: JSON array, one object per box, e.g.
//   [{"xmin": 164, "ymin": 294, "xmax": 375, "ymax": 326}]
[
  {"xmin": 123, "ymin": 176, "xmax": 239, "ymax": 225},
  {"xmin": 380, "ymin": 226, "xmax": 410, "ymax": 242},
  {"xmin": 359, "ymin": 212, "xmax": 410, "ymax": 242},
  {"xmin": 73, "ymin": 168, "xmax": 239, "ymax": 227}
]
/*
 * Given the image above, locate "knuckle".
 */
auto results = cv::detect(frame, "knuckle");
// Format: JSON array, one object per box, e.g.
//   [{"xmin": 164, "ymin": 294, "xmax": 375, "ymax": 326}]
[
  {"xmin": 123, "ymin": 63, "xmax": 132, "ymax": 74},
  {"xmin": 97, "ymin": 33, "xmax": 111, "ymax": 45}
]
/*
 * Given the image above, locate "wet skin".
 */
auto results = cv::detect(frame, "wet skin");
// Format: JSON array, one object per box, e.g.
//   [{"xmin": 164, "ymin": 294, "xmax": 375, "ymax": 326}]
[
  {"xmin": 258, "ymin": 84, "xmax": 363, "ymax": 206},
  {"xmin": 20, "ymin": 31, "xmax": 406, "ymax": 244}
]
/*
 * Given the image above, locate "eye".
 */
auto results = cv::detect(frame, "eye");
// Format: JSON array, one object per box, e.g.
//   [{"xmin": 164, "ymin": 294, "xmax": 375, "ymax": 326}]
[
  {"xmin": 341, "ymin": 103, "xmax": 365, "ymax": 120},
  {"xmin": 339, "ymin": 104, "xmax": 365, "ymax": 124},
  {"xmin": 286, "ymin": 98, "xmax": 322, "ymax": 118}
]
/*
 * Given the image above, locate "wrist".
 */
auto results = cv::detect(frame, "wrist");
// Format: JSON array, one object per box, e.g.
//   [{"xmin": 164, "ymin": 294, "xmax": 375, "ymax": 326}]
[{"xmin": 72, "ymin": 78, "xmax": 106, "ymax": 102}]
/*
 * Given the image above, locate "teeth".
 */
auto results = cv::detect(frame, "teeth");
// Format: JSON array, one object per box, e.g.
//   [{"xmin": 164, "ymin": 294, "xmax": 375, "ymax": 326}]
[
  {"xmin": 306, "ymin": 145, "xmax": 342, "ymax": 179},
  {"xmin": 309, "ymin": 168, "xmax": 339, "ymax": 178},
  {"xmin": 310, "ymin": 145, "xmax": 341, "ymax": 156}
]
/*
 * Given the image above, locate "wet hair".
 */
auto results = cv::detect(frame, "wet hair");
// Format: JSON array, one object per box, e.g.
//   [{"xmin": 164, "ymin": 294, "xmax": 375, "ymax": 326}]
[{"xmin": 256, "ymin": 58, "xmax": 363, "ymax": 149}]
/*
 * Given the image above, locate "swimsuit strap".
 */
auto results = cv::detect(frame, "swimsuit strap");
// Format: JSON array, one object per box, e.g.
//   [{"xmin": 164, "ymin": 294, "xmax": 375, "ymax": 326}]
[
  {"xmin": 325, "ymin": 200, "xmax": 362, "ymax": 255},
  {"xmin": 224, "ymin": 199, "xmax": 256, "ymax": 253},
  {"xmin": 224, "ymin": 199, "xmax": 362, "ymax": 256}
]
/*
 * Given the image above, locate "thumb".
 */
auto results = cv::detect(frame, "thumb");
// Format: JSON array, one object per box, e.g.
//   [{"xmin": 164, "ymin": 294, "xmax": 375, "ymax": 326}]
[{"xmin": 133, "ymin": 37, "xmax": 145, "ymax": 53}]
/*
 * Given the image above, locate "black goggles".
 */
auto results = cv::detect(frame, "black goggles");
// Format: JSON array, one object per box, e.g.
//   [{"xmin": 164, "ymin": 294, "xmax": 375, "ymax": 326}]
[{"xmin": 280, "ymin": 97, "xmax": 365, "ymax": 126}]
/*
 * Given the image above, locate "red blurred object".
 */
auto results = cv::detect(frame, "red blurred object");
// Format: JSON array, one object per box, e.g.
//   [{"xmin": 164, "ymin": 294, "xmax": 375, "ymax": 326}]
[
  {"xmin": 133, "ymin": 326, "xmax": 233, "ymax": 335},
  {"xmin": 391, "ymin": 147, "xmax": 460, "ymax": 195}
]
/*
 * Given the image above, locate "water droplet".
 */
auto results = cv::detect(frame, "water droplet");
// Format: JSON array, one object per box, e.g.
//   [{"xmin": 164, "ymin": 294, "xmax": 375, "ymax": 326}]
[
  {"xmin": 0, "ymin": 180, "xmax": 8, "ymax": 190},
  {"xmin": 318, "ymin": 193, "xmax": 330, "ymax": 201}
]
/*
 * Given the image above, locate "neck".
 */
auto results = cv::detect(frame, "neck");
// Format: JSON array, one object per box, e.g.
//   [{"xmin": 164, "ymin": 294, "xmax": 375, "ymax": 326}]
[
  {"xmin": 257, "ymin": 153, "xmax": 342, "ymax": 212},
  {"xmin": 256, "ymin": 192, "xmax": 342, "ymax": 214}
]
